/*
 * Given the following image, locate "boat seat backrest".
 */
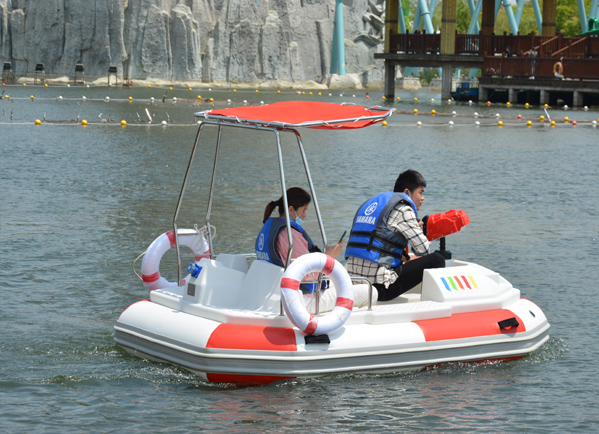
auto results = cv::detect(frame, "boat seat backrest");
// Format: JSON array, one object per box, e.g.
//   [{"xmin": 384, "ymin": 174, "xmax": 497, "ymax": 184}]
[
  {"xmin": 215, "ymin": 253, "xmax": 249, "ymax": 274},
  {"xmin": 190, "ymin": 258, "xmax": 246, "ymax": 308},
  {"xmin": 237, "ymin": 260, "xmax": 283, "ymax": 313}
]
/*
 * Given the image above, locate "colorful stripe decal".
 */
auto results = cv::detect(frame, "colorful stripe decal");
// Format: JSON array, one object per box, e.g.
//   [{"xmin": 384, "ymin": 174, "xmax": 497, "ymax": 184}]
[
  {"xmin": 440, "ymin": 277, "xmax": 452, "ymax": 292},
  {"xmin": 206, "ymin": 324, "xmax": 297, "ymax": 352},
  {"xmin": 414, "ymin": 309, "xmax": 526, "ymax": 341},
  {"xmin": 441, "ymin": 275, "xmax": 479, "ymax": 290},
  {"xmin": 454, "ymin": 276, "xmax": 464, "ymax": 290}
]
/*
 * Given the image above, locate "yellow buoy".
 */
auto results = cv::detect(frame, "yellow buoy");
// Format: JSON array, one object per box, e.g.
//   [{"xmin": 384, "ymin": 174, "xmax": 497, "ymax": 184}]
[
  {"xmin": 498, "ymin": 120, "xmax": 503, "ymax": 127},
  {"xmin": 382, "ymin": 120, "xmax": 388, "ymax": 127},
  {"xmin": 525, "ymin": 102, "xmax": 529, "ymax": 109},
  {"xmin": 233, "ymin": 89, "xmax": 237, "ymax": 92},
  {"xmin": 121, "ymin": 120, "xmax": 127, "ymax": 127},
  {"xmin": 169, "ymin": 86, "xmax": 173, "ymax": 91},
  {"xmin": 23, "ymin": 83, "xmax": 26, "ymax": 87},
  {"xmin": 413, "ymin": 109, "xmax": 418, "ymax": 115},
  {"xmin": 302, "ymin": 91, "xmax": 305, "ymax": 95},
  {"xmin": 128, "ymin": 96, "xmax": 133, "ymax": 102},
  {"xmin": 255, "ymin": 89, "xmax": 259, "ymax": 93},
  {"xmin": 318, "ymin": 92, "xmax": 321, "ymax": 96},
  {"xmin": 148, "ymin": 84, "xmax": 151, "ymax": 88},
  {"xmin": 45, "ymin": 83, "xmax": 48, "ymax": 87},
  {"xmin": 396, "ymin": 97, "xmax": 400, "ymax": 101},
  {"xmin": 431, "ymin": 109, "xmax": 436, "ymax": 116},
  {"xmin": 4, "ymin": 95, "xmax": 8, "ymax": 99},
  {"xmin": 81, "ymin": 120, "xmax": 88, "ymax": 126},
  {"xmin": 309, "ymin": 92, "xmax": 312, "ymax": 95},
  {"xmin": 551, "ymin": 120, "xmax": 556, "ymax": 127},
  {"xmin": 210, "ymin": 97, "xmax": 214, "ymax": 103},
  {"xmin": 540, "ymin": 115, "xmax": 545, "ymax": 122},
  {"xmin": 189, "ymin": 87, "xmax": 192, "ymax": 91},
  {"xmin": 544, "ymin": 103, "xmax": 548, "ymax": 109},
  {"xmin": 527, "ymin": 120, "xmax": 532, "ymax": 127},
  {"xmin": 564, "ymin": 116, "xmax": 569, "ymax": 123},
  {"xmin": 197, "ymin": 95, "xmax": 202, "ymax": 100},
  {"xmin": 506, "ymin": 102, "xmax": 511, "ymax": 107},
  {"xmin": 414, "ymin": 97, "xmax": 418, "ymax": 102},
  {"xmin": 30, "ymin": 95, "xmax": 34, "ymax": 100},
  {"xmin": 382, "ymin": 96, "xmax": 386, "ymax": 100},
  {"xmin": 35, "ymin": 119, "xmax": 41, "ymax": 125},
  {"xmin": 277, "ymin": 90, "xmax": 281, "ymax": 94}
]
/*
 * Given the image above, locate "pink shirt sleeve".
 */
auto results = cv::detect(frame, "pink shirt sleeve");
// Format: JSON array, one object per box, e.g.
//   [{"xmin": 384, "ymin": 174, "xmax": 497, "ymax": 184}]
[{"xmin": 276, "ymin": 227, "xmax": 319, "ymax": 282}]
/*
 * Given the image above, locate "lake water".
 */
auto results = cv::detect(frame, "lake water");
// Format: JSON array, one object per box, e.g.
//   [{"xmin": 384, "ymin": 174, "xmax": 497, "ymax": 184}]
[{"xmin": 1, "ymin": 84, "xmax": 598, "ymax": 433}]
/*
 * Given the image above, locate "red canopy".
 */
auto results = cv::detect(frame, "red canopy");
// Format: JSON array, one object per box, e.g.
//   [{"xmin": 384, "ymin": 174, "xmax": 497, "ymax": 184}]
[{"xmin": 199, "ymin": 101, "xmax": 393, "ymax": 129}]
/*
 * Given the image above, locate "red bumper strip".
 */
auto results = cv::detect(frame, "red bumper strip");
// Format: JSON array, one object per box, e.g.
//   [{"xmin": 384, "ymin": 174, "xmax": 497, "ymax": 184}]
[
  {"xmin": 414, "ymin": 309, "xmax": 526, "ymax": 341},
  {"xmin": 206, "ymin": 324, "xmax": 297, "ymax": 351}
]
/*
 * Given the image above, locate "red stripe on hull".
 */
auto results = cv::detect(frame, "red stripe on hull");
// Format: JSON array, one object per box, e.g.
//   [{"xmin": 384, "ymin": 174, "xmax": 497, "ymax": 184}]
[
  {"xmin": 206, "ymin": 373, "xmax": 295, "ymax": 385},
  {"xmin": 206, "ymin": 324, "xmax": 298, "ymax": 351},
  {"xmin": 414, "ymin": 309, "xmax": 526, "ymax": 341}
]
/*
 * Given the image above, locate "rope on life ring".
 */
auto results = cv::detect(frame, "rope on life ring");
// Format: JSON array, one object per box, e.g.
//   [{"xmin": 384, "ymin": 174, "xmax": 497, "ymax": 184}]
[
  {"xmin": 140, "ymin": 226, "xmax": 211, "ymax": 291},
  {"xmin": 553, "ymin": 62, "xmax": 563, "ymax": 75},
  {"xmin": 280, "ymin": 252, "xmax": 354, "ymax": 335}
]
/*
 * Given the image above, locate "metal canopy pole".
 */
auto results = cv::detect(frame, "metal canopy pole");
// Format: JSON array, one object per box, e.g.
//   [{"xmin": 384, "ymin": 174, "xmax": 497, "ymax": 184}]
[
  {"xmin": 205, "ymin": 124, "xmax": 223, "ymax": 260},
  {"xmin": 273, "ymin": 129, "xmax": 294, "ymax": 269},
  {"xmin": 173, "ymin": 122, "xmax": 205, "ymax": 286},
  {"xmin": 291, "ymin": 129, "xmax": 328, "ymax": 316}
]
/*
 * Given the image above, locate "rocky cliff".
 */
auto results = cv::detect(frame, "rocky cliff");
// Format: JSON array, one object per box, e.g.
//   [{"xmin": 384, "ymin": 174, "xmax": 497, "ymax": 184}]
[{"xmin": 0, "ymin": 0, "xmax": 386, "ymax": 87}]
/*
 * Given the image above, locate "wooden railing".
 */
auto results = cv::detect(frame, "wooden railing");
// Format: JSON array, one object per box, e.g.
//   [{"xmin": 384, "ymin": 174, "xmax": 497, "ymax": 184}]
[
  {"xmin": 482, "ymin": 56, "xmax": 599, "ymax": 80},
  {"xmin": 388, "ymin": 31, "xmax": 599, "ymax": 57}
]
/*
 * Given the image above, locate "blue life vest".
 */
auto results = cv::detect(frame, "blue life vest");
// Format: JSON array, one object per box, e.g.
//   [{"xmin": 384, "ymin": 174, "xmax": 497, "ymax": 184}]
[
  {"xmin": 256, "ymin": 218, "xmax": 322, "ymax": 294},
  {"xmin": 345, "ymin": 192, "xmax": 417, "ymax": 268}
]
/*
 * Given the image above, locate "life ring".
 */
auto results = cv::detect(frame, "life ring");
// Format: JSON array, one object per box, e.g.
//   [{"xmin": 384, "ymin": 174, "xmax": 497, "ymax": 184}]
[
  {"xmin": 141, "ymin": 228, "xmax": 210, "ymax": 291},
  {"xmin": 553, "ymin": 62, "xmax": 563, "ymax": 75},
  {"xmin": 280, "ymin": 252, "xmax": 354, "ymax": 335}
]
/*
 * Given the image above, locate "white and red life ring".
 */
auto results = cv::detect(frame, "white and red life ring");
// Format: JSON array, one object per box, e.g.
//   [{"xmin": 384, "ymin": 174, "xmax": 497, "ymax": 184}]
[
  {"xmin": 141, "ymin": 228, "xmax": 210, "ymax": 291},
  {"xmin": 280, "ymin": 253, "xmax": 354, "ymax": 335}
]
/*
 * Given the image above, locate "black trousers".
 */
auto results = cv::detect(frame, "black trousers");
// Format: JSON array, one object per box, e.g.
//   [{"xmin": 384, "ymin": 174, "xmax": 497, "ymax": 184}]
[{"xmin": 374, "ymin": 251, "xmax": 446, "ymax": 301}]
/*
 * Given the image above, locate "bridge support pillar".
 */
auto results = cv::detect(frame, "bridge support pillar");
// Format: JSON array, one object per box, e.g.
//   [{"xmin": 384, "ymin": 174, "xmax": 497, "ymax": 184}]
[
  {"xmin": 384, "ymin": 60, "xmax": 396, "ymax": 99},
  {"xmin": 441, "ymin": 63, "xmax": 453, "ymax": 100},
  {"xmin": 540, "ymin": 89, "xmax": 549, "ymax": 105},
  {"xmin": 509, "ymin": 88, "xmax": 517, "ymax": 102},
  {"xmin": 573, "ymin": 91, "xmax": 582, "ymax": 107},
  {"xmin": 479, "ymin": 85, "xmax": 488, "ymax": 102}
]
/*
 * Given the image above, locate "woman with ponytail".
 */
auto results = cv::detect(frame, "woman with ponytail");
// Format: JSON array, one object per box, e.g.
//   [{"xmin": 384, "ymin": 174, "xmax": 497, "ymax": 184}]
[{"xmin": 256, "ymin": 187, "xmax": 375, "ymax": 312}]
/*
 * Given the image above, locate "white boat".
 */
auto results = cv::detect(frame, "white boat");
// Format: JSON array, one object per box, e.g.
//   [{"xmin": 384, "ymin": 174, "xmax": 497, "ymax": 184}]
[{"xmin": 115, "ymin": 101, "xmax": 550, "ymax": 385}]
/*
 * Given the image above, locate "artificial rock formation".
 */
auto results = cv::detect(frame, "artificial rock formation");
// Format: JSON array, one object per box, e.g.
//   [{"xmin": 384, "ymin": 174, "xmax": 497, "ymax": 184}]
[{"xmin": 0, "ymin": 0, "xmax": 387, "ymax": 87}]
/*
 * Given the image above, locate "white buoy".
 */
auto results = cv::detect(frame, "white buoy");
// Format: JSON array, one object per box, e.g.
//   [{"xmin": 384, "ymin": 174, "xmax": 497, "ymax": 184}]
[
  {"xmin": 417, "ymin": 121, "xmax": 422, "ymax": 126},
  {"xmin": 584, "ymin": 106, "xmax": 589, "ymax": 111},
  {"xmin": 209, "ymin": 88, "xmax": 212, "ymax": 91},
  {"xmin": 474, "ymin": 112, "xmax": 479, "ymax": 117},
  {"xmin": 67, "ymin": 84, "xmax": 70, "ymax": 87},
  {"xmin": 151, "ymin": 97, "xmax": 155, "ymax": 102},
  {"xmin": 449, "ymin": 121, "xmax": 454, "ymax": 126},
  {"xmin": 57, "ymin": 96, "xmax": 63, "ymax": 101},
  {"xmin": 260, "ymin": 101, "xmax": 265, "ymax": 104},
  {"xmin": 452, "ymin": 111, "xmax": 457, "ymax": 117},
  {"xmin": 161, "ymin": 120, "xmax": 167, "ymax": 126},
  {"xmin": 329, "ymin": 93, "xmax": 332, "ymax": 96},
  {"xmin": 592, "ymin": 120, "xmax": 597, "ymax": 127},
  {"xmin": 227, "ymin": 99, "xmax": 231, "ymax": 103},
  {"xmin": 431, "ymin": 98, "xmax": 435, "ymax": 103},
  {"xmin": 105, "ymin": 96, "xmax": 110, "ymax": 102},
  {"xmin": 82, "ymin": 96, "xmax": 86, "ymax": 101},
  {"xmin": 495, "ymin": 113, "xmax": 501, "ymax": 118},
  {"xmin": 352, "ymin": 94, "xmax": 356, "ymax": 98},
  {"xmin": 86, "ymin": 84, "xmax": 89, "ymax": 88},
  {"xmin": 243, "ymin": 100, "xmax": 248, "ymax": 104},
  {"xmin": 563, "ymin": 105, "xmax": 569, "ymax": 110},
  {"xmin": 468, "ymin": 100, "xmax": 473, "ymax": 105},
  {"xmin": 448, "ymin": 99, "xmax": 452, "ymax": 104}
]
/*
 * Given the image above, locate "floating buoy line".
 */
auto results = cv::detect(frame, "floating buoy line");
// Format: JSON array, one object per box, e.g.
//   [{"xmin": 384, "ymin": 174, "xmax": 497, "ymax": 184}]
[{"xmin": 1, "ymin": 87, "xmax": 597, "ymax": 128}]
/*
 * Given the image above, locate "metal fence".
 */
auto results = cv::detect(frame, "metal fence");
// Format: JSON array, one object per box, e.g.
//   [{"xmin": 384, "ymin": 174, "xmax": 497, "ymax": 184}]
[
  {"xmin": 482, "ymin": 56, "xmax": 599, "ymax": 80},
  {"xmin": 389, "ymin": 31, "xmax": 599, "ymax": 57}
]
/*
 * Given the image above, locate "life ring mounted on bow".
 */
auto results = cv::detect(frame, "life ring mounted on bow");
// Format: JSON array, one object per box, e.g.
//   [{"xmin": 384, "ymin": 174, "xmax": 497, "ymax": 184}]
[
  {"xmin": 280, "ymin": 253, "xmax": 355, "ymax": 336},
  {"xmin": 553, "ymin": 61, "xmax": 563, "ymax": 75},
  {"xmin": 140, "ymin": 226, "xmax": 211, "ymax": 291}
]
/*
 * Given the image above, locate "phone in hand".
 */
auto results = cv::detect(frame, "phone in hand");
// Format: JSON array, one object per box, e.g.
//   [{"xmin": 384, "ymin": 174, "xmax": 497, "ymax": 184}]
[{"xmin": 338, "ymin": 230, "xmax": 347, "ymax": 244}]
